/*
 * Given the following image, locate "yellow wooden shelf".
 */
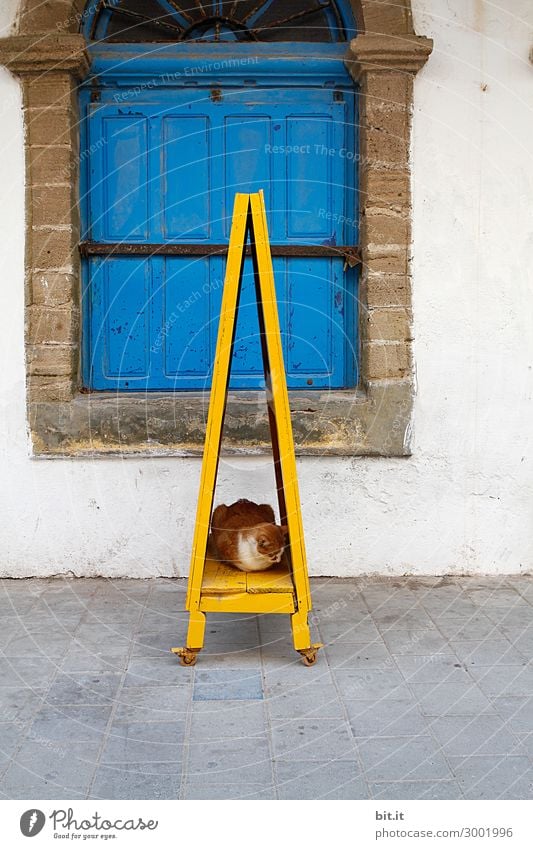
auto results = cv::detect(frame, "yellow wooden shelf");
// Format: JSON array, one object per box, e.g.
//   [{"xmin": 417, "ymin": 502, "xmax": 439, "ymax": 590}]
[
  {"xmin": 172, "ymin": 191, "xmax": 321, "ymax": 667},
  {"xmin": 202, "ymin": 555, "xmax": 294, "ymax": 596}
]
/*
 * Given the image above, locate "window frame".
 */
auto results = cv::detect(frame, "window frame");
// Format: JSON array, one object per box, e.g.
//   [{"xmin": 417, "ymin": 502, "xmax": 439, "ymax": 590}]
[{"xmin": 0, "ymin": 0, "xmax": 432, "ymax": 457}]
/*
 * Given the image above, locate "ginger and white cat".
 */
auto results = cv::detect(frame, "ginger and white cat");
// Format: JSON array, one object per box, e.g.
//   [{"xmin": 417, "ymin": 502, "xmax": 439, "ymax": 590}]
[{"xmin": 211, "ymin": 499, "xmax": 288, "ymax": 573}]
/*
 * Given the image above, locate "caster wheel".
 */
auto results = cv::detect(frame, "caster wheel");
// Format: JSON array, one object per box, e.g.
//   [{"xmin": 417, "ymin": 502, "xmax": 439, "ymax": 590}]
[
  {"xmin": 171, "ymin": 647, "xmax": 200, "ymax": 666},
  {"xmin": 298, "ymin": 643, "xmax": 323, "ymax": 667}
]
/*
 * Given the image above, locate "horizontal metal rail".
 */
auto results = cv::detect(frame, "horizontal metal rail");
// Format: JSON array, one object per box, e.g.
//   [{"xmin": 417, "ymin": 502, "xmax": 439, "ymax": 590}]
[{"xmin": 79, "ymin": 242, "xmax": 361, "ymax": 265}]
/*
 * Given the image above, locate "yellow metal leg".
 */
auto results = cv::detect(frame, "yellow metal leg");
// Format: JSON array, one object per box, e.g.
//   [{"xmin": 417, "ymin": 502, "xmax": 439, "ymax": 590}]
[
  {"xmin": 291, "ymin": 609, "xmax": 323, "ymax": 666},
  {"xmin": 171, "ymin": 610, "xmax": 206, "ymax": 667}
]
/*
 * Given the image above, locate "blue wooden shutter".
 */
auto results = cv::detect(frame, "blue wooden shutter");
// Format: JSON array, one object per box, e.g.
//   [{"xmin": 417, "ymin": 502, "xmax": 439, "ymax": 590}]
[{"xmin": 83, "ymin": 85, "xmax": 357, "ymax": 390}]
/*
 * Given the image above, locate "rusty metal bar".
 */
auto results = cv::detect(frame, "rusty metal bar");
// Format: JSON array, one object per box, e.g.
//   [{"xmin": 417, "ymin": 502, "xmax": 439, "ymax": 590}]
[
  {"xmin": 101, "ymin": 2, "xmax": 185, "ymax": 35},
  {"xmin": 165, "ymin": 0, "xmax": 194, "ymax": 23},
  {"xmin": 249, "ymin": 2, "xmax": 331, "ymax": 35},
  {"xmin": 79, "ymin": 241, "xmax": 361, "ymax": 264}
]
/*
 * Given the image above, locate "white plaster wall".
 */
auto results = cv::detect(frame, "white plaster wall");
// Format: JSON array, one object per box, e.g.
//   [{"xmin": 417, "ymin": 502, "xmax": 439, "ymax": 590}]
[{"xmin": 0, "ymin": 0, "xmax": 532, "ymax": 577}]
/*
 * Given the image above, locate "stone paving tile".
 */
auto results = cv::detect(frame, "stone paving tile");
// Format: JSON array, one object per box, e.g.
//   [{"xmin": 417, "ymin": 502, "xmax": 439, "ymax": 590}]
[
  {"xmin": 357, "ymin": 736, "xmax": 453, "ymax": 782},
  {"xmin": 264, "ymin": 666, "xmax": 344, "ymax": 719},
  {"xmin": 72, "ymin": 623, "xmax": 136, "ymax": 651},
  {"xmin": 270, "ymin": 718, "xmax": 356, "ymax": 761},
  {"xmin": 312, "ymin": 597, "xmax": 369, "ymax": 617},
  {"xmin": 83, "ymin": 606, "xmax": 144, "ymax": 626},
  {"xmin": 263, "ymin": 661, "xmax": 338, "ymax": 704},
  {"xmin": 410, "ymin": 682, "xmax": 496, "ymax": 716},
  {"xmin": 334, "ymin": 669, "xmax": 412, "ymax": 702},
  {"xmin": 465, "ymin": 587, "xmax": 526, "ymax": 606},
  {"xmin": 2, "ymin": 630, "xmax": 72, "ymax": 659},
  {"xmin": 193, "ymin": 669, "xmax": 263, "ymax": 701},
  {"xmin": 31, "ymin": 595, "xmax": 92, "ymax": 615},
  {"xmin": 484, "ymin": 606, "xmax": 533, "ymax": 629},
  {"xmin": 345, "ymin": 699, "xmax": 430, "ymax": 738},
  {"xmin": 189, "ymin": 700, "xmax": 267, "ymax": 741},
  {"xmin": 0, "ymin": 627, "xmax": 25, "ymax": 651},
  {"xmin": 0, "ymin": 769, "xmax": 87, "ymax": 799},
  {"xmin": 323, "ymin": 639, "xmax": 391, "ymax": 669},
  {"xmin": 276, "ymin": 759, "xmax": 368, "ymax": 799},
  {"xmin": 317, "ymin": 618, "xmax": 381, "ymax": 644},
  {"xmin": 139, "ymin": 611, "xmax": 189, "ymax": 631},
  {"xmin": 101, "ymin": 721, "xmax": 185, "ymax": 763},
  {"xmin": 257, "ymin": 612, "xmax": 294, "ymax": 639},
  {"xmin": 423, "ymin": 598, "xmax": 480, "ymax": 621},
  {"xmin": 493, "ymin": 696, "xmax": 533, "ymax": 733},
  {"xmin": 449, "ymin": 755, "xmax": 533, "ymax": 800},
  {"xmin": 418, "ymin": 591, "xmax": 468, "ymax": 612},
  {"xmin": 0, "ymin": 722, "xmax": 27, "ymax": 760},
  {"xmin": 502, "ymin": 628, "xmax": 533, "ymax": 655},
  {"xmin": 450, "ymin": 639, "xmax": 528, "ymax": 667},
  {"xmin": 0, "ymin": 656, "xmax": 60, "ymax": 688},
  {"xmin": 371, "ymin": 780, "xmax": 464, "ymax": 800},
  {"xmin": 47, "ymin": 672, "xmax": 123, "ymax": 706},
  {"xmin": 361, "ymin": 587, "xmax": 420, "ymax": 607},
  {"xmin": 514, "ymin": 586, "xmax": 533, "ymax": 604},
  {"xmin": 61, "ymin": 649, "xmax": 130, "ymax": 674},
  {"xmin": 182, "ymin": 780, "xmax": 276, "ymax": 800},
  {"xmin": 0, "ymin": 598, "xmax": 40, "ymax": 617},
  {"xmin": 395, "ymin": 654, "xmax": 470, "ymax": 685},
  {"xmin": 201, "ymin": 615, "xmax": 261, "ymax": 651},
  {"xmin": 514, "ymin": 733, "xmax": 533, "ymax": 757},
  {"xmin": 90, "ymin": 762, "xmax": 181, "ymax": 799},
  {"xmin": 123, "ymin": 656, "xmax": 192, "ymax": 688},
  {"xmin": 143, "ymin": 603, "xmax": 187, "ymax": 622},
  {"xmin": 187, "ymin": 737, "xmax": 273, "ymax": 783},
  {"xmin": 435, "ymin": 616, "xmax": 502, "ymax": 641},
  {"xmin": 99, "ymin": 578, "xmax": 153, "ymax": 594},
  {"xmin": 15, "ymin": 608, "xmax": 86, "ymax": 631},
  {"xmin": 130, "ymin": 630, "xmax": 188, "ymax": 657},
  {"xmin": 31, "ymin": 584, "xmax": 93, "ymax": 603},
  {"xmin": 0, "ymin": 687, "xmax": 46, "ymax": 723},
  {"xmin": 143, "ymin": 592, "xmax": 187, "ymax": 610},
  {"xmin": 1, "ymin": 739, "xmax": 99, "ymax": 798},
  {"xmin": 372, "ymin": 609, "xmax": 437, "ymax": 631},
  {"xmin": 198, "ymin": 646, "xmax": 264, "ymax": 668},
  {"xmin": 381, "ymin": 630, "xmax": 449, "ymax": 656},
  {"xmin": 469, "ymin": 665, "xmax": 533, "ymax": 697},
  {"xmin": 114, "ymin": 685, "xmax": 192, "ymax": 722},
  {"xmin": 427, "ymin": 715, "xmax": 525, "ymax": 757},
  {"xmin": 408, "ymin": 578, "xmax": 463, "ymax": 593},
  {"xmin": 28, "ymin": 705, "xmax": 112, "ymax": 743},
  {"xmin": 261, "ymin": 650, "xmax": 305, "ymax": 671}
]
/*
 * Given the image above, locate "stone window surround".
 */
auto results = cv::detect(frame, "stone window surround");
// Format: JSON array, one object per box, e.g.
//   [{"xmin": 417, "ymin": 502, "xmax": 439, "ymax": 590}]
[{"xmin": 0, "ymin": 2, "xmax": 432, "ymax": 457}]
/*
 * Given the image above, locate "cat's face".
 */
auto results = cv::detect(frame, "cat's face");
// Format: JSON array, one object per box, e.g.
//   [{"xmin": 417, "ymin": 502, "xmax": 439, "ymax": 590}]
[{"xmin": 254, "ymin": 523, "xmax": 288, "ymax": 565}]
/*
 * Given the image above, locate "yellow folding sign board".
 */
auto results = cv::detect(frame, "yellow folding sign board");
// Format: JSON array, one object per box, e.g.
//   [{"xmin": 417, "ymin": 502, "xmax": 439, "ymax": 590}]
[{"xmin": 172, "ymin": 192, "xmax": 322, "ymax": 667}]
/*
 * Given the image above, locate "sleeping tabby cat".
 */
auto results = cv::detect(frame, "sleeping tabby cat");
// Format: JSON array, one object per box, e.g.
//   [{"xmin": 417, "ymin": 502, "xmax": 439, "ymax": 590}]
[{"xmin": 211, "ymin": 499, "xmax": 288, "ymax": 573}]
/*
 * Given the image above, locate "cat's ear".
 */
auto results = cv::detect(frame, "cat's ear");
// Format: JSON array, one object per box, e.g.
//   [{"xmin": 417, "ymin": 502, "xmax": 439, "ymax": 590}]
[{"xmin": 281, "ymin": 525, "xmax": 289, "ymax": 540}]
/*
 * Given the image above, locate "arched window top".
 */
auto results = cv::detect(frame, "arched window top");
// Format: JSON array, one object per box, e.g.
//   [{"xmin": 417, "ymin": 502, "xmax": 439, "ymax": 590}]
[{"xmin": 84, "ymin": 0, "xmax": 356, "ymax": 44}]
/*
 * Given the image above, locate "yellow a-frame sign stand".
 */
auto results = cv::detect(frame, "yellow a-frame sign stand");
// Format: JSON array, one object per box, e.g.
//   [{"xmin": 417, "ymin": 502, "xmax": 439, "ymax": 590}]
[{"xmin": 172, "ymin": 191, "xmax": 322, "ymax": 667}]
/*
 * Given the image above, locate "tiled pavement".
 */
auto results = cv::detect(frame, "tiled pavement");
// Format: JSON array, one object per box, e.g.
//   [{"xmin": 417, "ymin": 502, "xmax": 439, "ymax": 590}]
[{"xmin": 0, "ymin": 576, "xmax": 532, "ymax": 800}]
